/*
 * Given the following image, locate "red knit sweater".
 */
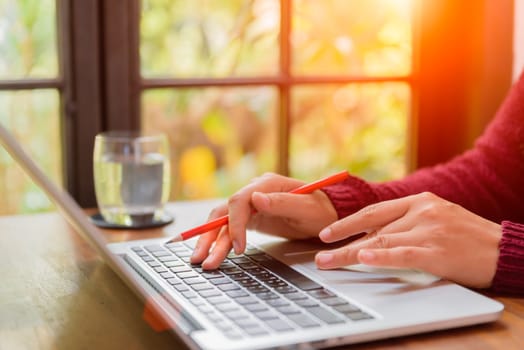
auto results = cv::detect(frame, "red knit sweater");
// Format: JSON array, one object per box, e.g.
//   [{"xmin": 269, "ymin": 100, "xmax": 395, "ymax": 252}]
[{"xmin": 322, "ymin": 71, "xmax": 524, "ymax": 295}]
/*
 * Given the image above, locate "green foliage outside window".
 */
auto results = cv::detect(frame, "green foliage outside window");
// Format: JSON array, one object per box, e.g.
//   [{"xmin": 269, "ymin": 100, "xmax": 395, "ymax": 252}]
[
  {"xmin": 141, "ymin": 0, "xmax": 412, "ymax": 199},
  {"xmin": 0, "ymin": 0, "xmax": 412, "ymax": 214},
  {"xmin": 0, "ymin": 0, "xmax": 60, "ymax": 215}
]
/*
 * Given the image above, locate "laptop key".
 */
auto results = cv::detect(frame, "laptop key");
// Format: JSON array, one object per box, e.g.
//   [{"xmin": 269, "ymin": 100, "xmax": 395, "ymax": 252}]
[
  {"xmin": 244, "ymin": 302, "xmax": 269, "ymax": 312},
  {"xmin": 173, "ymin": 284, "xmax": 190, "ymax": 292},
  {"xmin": 235, "ymin": 296, "xmax": 260, "ymax": 305},
  {"xmin": 221, "ymin": 267, "xmax": 243, "ymax": 275},
  {"xmin": 176, "ymin": 271, "xmax": 200, "ymax": 279},
  {"xmin": 333, "ymin": 303, "xmax": 360, "ymax": 314},
  {"xmin": 207, "ymin": 296, "xmax": 231, "ymax": 305},
  {"xmin": 183, "ymin": 277, "xmax": 207, "ymax": 285},
  {"xmin": 275, "ymin": 305, "xmax": 301, "ymax": 315},
  {"xmin": 287, "ymin": 313, "xmax": 321, "ymax": 328},
  {"xmin": 223, "ymin": 330, "xmax": 244, "ymax": 339},
  {"xmin": 273, "ymin": 286, "xmax": 296, "ymax": 294},
  {"xmin": 198, "ymin": 289, "xmax": 222, "ymax": 298},
  {"xmin": 248, "ymin": 253, "xmax": 271, "ymax": 261},
  {"xmin": 253, "ymin": 310, "xmax": 279, "ymax": 320},
  {"xmin": 256, "ymin": 292, "xmax": 279, "ymax": 300},
  {"xmin": 147, "ymin": 261, "xmax": 161, "ymax": 268},
  {"xmin": 170, "ymin": 265, "xmax": 192, "ymax": 273},
  {"xmin": 258, "ymin": 258, "xmax": 322, "ymax": 291},
  {"xmin": 190, "ymin": 283, "xmax": 215, "ymax": 291},
  {"xmin": 157, "ymin": 255, "xmax": 178, "ymax": 262},
  {"xmin": 266, "ymin": 298, "xmax": 290, "ymax": 308},
  {"xmin": 246, "ymin": 286, "xmax": 270, "ymax": 294},
  {"xmin": 218, "ymin": 283, "xmax": 241, "ymax": 292},
  {"xmin": 244, "ymin": 327, "xmax": 270, "ymax": 336},
  {"xmin": 166, "ymin": 277, "xmax": 182, "ymax": 285},
  {"xmin": 153, "ymin": 266, "xmax": 168, "ymax": 273},
  {"xmin": 307, "ymin": 306, "xmax": 346, "ymax": 324},
  {"xmin": 229, "ymin": 257, "xmax": 251, "ymax": 264},
  {"xmin": 321, "ymin": 297, "xmax": 350, "ymax": 307},
  {"xmin": 152, "ymin": 251, "xmax": 172, "ymax": 257},
  {"xmin": 345, "ymin": 311, "xmax": 374, "ymax": 321},
  {"xmin": 216, "ymin": 302, "xmax": 241, "ymax": 313},
  {"xmin": 295, "ymin": 298, "xmax": 320, "ymax": 308},
  {"xmin": 228, "ymin": 273, "xmax": 251, "ymax": 282},
  {"xmin": 243, "ymin": 247, "xmax": 263, "ymax": 256},
  {"xmin": 144, "ymin": 245, "xmax": 164, "ymax": 252},
  {"xmin": 209, "ymin": 277, "xmax": 232, "ymax": 285},
  {"xmin": 159, "ymin": 271, "xmax": 173, "ymax": 279},
  {"xmin": 285, "ymin": 292, "xmax": 308, "ymax": 301},
  {"xmin": 201, "ymin": 271, "xmax": 223, "ymax": 279},
  {"xmin": 265, "ymin": 318, "xmax": 294, "ymax": 332},
  {"xmin": 182, "ymin": 290, "xmax": 198, "ymax": 299},
  {"xmin": 308, "ymin": 288, "xmax": 336, "ymax": 299},
  {"xmin": 225, "ymin": 290, "xmax": 249, "ymax": 298},
  {"xmin": 223, "ymin": 310, "xmax": 251, "ymax": 321},
  {"xmin": 163, "ymin": 260, "xmax": 185, "ymax": 268}
]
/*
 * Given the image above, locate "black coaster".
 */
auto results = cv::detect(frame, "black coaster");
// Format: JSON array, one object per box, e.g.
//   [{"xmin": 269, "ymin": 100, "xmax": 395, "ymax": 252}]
[{"xmin": 89, "ymin": 212, "xmax": 174, "ymax": 229}]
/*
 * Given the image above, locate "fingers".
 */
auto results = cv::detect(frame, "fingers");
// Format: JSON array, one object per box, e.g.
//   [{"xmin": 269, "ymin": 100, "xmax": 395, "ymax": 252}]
[
  {"xmin": 251, "ymin": 191, "xmax": 310, "ymax": 217},
  {"xmin": 315, "ymin": 231, "xmax": 426, "ymax": 269},
  {"xmin": 357, "ymin": 247, "xmax": 433, "ymax": 272},
  {"xmin": 319, "ymin": 196, "xmax": 414, "ymax": 243},
  {"xmin": 190, "ymin": 229, "xmax": 219, "ymax": 264},
  {"xmin": 227, "ymin": 174, "xmax": 305, "ymax": 254},
  {"xmin": 227, "ymin": 191, "xmax": 252, "ymax": 254},
  {"xmin": 201, "ymin": 226, "xmax": 233, "ymax": 270},
  {"xmin": 190, "ymin": 205, "xmax": 227, "ymax": 264},
  {"xmin": 190, "ymin": 224, "xmax": 233, "ymax": 269}
]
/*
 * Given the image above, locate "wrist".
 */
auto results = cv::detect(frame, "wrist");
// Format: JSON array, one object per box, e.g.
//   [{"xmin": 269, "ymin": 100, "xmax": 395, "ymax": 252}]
[{"xmin": 321, "ymin": 173, "xmax": 379, "ymax": 219}]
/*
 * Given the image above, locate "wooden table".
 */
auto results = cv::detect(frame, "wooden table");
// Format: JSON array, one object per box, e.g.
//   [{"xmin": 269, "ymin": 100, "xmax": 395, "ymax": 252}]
[{"xmin": 1, "ymin": 202, "xmax": 524, "ymax": 350}]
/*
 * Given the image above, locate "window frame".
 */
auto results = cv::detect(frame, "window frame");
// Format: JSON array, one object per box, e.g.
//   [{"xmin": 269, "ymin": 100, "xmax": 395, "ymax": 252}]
[{"xmin": 12, "ymin": 0, "xmax": 509, "ymax": 207}]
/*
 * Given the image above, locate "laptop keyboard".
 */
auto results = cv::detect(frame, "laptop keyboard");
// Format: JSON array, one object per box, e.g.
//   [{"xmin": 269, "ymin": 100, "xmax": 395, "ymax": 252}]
[{"xmin": 130, "ymin": 242, "xmax": 373, "ymax": 338}]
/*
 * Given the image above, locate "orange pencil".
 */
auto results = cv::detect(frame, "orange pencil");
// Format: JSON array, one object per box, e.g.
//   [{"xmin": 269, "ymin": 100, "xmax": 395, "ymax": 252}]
[{"xmin": 165, "ymin": 171, "xmax": 350, "ymax": 244}]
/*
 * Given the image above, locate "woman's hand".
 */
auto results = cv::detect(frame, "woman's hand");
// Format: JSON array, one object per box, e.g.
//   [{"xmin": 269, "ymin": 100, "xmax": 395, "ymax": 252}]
[
  {"xmin": 191, "ymin": 172, "xmax": 338, "ymax": 269},
  {"xmin": 314, "ymin": 192, "xmax": 502, "ymax": 288}
]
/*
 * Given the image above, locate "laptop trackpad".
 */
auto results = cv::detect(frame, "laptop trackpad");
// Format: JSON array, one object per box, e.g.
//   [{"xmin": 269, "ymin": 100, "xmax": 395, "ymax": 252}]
[{"xmin": 343, "ymin": 264, "xmax": 441, "ymax": 285}]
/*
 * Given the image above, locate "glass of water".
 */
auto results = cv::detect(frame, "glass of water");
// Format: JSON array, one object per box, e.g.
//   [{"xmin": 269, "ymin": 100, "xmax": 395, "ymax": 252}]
[{"xmin": 93, "ymin": 131, "xmax": 171, "ymax": 227}]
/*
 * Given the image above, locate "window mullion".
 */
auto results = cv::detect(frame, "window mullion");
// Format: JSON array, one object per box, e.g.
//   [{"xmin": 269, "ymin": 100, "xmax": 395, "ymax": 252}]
[{"xmin": 278, "ymin": 0, "xmax": 292, "ymax": 176}]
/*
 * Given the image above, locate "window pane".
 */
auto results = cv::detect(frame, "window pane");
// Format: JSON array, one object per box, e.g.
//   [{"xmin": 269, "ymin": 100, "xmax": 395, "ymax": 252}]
[
  {"xmin": 0, "ymin": 0, "xmax": 58, "ymax": 79},
  {"xmin": 142, "ymin": 87, "xmax": 277, "ymax": 199},
  {"xmin": 0, "ymin": 90, "xmax": 62, "ymax": 214},
  {"xmin": 140, "ymin": 0, "xmax": 280, "ymax": 78},
  {"xmin": 293, "ymin": 0, "xmax": 412, "ymax": 76},
  {"xmin": 290, "ymin": 83, "xmax": 409, "ymax": 182}
]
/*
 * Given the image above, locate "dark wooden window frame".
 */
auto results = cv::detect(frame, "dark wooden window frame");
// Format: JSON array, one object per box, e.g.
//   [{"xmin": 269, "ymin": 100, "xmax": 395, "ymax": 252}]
[{"xmin": 56, "ymin": 0, "xmax": 515, "ymax": 207}]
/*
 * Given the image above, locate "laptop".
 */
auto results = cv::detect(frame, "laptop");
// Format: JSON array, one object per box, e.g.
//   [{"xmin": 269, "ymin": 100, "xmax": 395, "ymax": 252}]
[{"xmin": 0, "ymin": 123, "xmax": 504, "ymax": 350}]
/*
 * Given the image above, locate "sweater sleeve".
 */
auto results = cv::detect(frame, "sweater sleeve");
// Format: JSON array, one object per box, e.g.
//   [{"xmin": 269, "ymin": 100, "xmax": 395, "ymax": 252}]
[
  {"xmin": 322, "ymin": 70, "xmax": 524, "ymax": 224},
  {"xmin": 490, "ymin": 221, "xmax": 524, "ymax": 295}
]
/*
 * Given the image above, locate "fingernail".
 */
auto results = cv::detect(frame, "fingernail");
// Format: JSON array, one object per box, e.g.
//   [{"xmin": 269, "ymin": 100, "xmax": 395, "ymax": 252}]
[
  {"xmin": 359, "ymin": 249, "xmax": 376, "ymax": 262},
  {"xmin": 232, "ymin": 239, "xmax": 241, "ymax": 254},
  {"xmin": 316, "ymin": 253, "xmax": 333, "ymax": 266},
  {"xmin": 192, "ymin": 245, "xmax": 201, "ymax": 256},
  {"xmin": 318, "ymin": 227, "xmax": 331, "ymax": 240}
]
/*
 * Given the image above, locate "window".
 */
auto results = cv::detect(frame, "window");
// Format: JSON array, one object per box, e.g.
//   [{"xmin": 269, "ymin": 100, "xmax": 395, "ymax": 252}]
[
  {"xmin": 0, "ymin": 0, "xmax": 515, "ymax": 212},
  {"xmin": 139, "ymin": 0, "xmax": 412, "ymax": 200},
  {"xmin": 0, "ymin": 0, "xmax": 63, "ymax": 214}
]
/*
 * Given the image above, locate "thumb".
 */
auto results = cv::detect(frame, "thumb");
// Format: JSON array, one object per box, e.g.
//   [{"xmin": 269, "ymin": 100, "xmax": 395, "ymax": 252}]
[{"xmin": 251, "ymin": 191, "xmax": 306, "ymax": 218}]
